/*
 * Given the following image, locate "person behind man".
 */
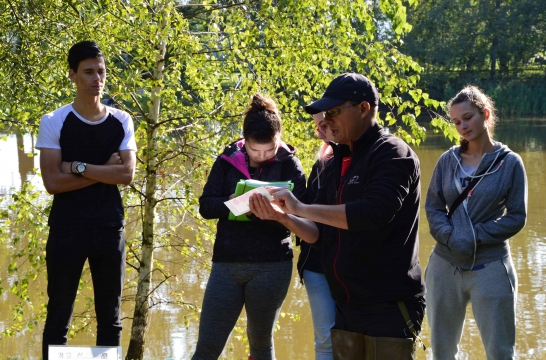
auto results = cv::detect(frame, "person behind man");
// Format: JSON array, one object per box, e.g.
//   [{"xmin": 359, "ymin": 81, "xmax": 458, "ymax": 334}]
[
  {"xmin": 297, "ymin": 112, "xmax": 336, "ymax": 360},
  {"xmin": 249, "ymin": 73, "xmax": 425, "ymax": 359},
  {"xmin": 36, "ymin": 41, "xmax": 137, "ymax": 359}
]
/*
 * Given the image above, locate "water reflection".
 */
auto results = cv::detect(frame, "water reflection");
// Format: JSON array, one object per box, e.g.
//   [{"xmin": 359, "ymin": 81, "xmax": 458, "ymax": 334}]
[
  {"xmin": 0, "ymin": 133, "xmax": 41, "ymax": 199},
  {"xmin": 497, "ymin": 118, "xmax": 546, "ymax": 153},
  {"xmin": 1, "ymin": 119, "xmax": 546, "ymax": 359}
]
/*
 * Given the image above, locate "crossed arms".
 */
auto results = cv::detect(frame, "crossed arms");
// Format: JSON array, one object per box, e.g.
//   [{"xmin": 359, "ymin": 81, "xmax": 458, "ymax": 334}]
[{"xmin": 40, "ymin": 148, "xmax": 136, "ymax": 195}]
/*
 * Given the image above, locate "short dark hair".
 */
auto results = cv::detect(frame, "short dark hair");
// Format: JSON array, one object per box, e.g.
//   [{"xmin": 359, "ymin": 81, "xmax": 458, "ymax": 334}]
[
  {"xmin": 243, "ymin": 94, "xmax": 282, "ymax": 143},
  {"xmin": 67, "ymin": 41, "xmax": 104, "ymax": 72}
]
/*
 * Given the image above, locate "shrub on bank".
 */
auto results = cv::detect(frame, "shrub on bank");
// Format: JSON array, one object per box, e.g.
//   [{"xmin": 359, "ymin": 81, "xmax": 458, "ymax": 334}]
[{"xmin": 419, "ymin": 72, "xmax": 546, "ymax": 116}]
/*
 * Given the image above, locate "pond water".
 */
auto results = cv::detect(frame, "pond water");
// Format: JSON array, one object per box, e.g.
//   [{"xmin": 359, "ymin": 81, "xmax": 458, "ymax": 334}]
[{"xmin": 0, "ymin": 118, "xmax": 545, "ymax": 359}]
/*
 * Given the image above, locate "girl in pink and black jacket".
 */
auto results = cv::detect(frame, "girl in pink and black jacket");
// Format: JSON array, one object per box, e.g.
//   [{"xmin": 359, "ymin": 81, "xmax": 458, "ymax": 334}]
[{"xmin": 193, "ymin": 94, "xmax": 306, "ymax": 360}]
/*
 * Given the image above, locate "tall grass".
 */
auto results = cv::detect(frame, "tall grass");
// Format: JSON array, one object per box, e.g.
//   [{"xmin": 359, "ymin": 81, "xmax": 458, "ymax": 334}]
[
  {"xmin": 482, "ymin": 81, "xmax": 546, "ymax": 117},
  {"xmin": 419, "ymin": 72, "xmax": 546, "ymax": 117}
]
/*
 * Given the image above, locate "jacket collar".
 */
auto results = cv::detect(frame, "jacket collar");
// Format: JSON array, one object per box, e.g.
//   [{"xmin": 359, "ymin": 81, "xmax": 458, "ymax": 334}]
[
  {"xmin": 220, "ymin": 138, "xmax": 295, "ymax": 179},
  {"xmin": 449, "ymin": 142, "xmax": 511, "ymax": 172}
]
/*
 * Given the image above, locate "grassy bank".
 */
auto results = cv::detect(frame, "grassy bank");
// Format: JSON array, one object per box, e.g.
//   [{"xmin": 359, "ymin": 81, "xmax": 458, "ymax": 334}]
[{"xmin": 419, "ymin": 70, "xmax": 546, "ymax": 117}]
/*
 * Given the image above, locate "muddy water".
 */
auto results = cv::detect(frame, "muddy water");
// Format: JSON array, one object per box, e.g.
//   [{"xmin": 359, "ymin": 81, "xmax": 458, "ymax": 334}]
[{"xmin": 1, "ymin": 119, "xmax": 545, "ymax": 359}]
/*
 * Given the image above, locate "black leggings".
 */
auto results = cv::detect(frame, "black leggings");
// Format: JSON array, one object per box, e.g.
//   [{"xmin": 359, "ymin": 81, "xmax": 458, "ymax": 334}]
[
  {"xmin": 192, "ymin": 261, "xmax": 292, "ymax": 360},
  {"xmin": 42, "ymin": 226, "xmax": 125, "ymax": 360}
]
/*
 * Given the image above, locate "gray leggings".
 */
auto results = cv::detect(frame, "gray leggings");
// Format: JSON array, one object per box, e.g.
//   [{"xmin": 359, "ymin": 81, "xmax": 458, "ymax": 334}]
[{"xmin": 192, "ymin": 261, "xmax": 293, "ymax": 360}]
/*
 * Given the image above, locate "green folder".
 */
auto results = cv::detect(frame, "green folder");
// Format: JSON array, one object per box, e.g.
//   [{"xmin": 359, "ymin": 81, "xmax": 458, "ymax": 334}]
[{"xmin": 228, "ymin": 179, "xmax": 294, "ymax": 221}]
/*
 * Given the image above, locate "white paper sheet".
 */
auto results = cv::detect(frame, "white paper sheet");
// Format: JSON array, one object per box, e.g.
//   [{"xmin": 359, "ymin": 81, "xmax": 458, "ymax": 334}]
[{"xmin": 224, "ymin": 186, "xmax": 274, "ymax": 216}]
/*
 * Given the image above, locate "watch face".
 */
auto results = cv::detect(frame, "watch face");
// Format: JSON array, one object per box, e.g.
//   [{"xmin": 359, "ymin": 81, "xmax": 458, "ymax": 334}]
[{"xmin": 76, "ymin": 163, "xmax": 86, "ymax": 173}]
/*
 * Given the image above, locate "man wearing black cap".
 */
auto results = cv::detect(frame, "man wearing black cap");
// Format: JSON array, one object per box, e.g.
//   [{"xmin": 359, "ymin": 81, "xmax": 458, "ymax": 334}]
[{"xmin": 249, "ymin": 73, "xmax": 425, "ymax": 358}]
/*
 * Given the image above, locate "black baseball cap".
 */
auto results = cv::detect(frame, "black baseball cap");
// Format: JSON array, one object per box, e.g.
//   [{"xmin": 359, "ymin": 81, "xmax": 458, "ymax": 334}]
[{"xmin": 304, "ymin": 73, "xmax": 379, "ymax": 115}]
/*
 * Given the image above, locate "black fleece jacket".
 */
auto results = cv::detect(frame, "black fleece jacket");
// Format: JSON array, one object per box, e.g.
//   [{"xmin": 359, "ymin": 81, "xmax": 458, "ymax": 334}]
[
  {"xmin": 315, "ymin": 122, "xmax": 425, "ymax": 305},
  {"xmin": 199, "ymin": 139, "xmax": 306, "ymax": 263}
]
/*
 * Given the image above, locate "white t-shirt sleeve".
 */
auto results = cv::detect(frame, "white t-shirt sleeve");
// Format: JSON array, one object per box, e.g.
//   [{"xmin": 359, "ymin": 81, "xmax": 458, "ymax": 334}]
[
  {"xmin": 35, "ymin": 113, "xmax": 62, "ymax": 150},
  {"xmin": 109, "ymin": 109, "xmax": 137, "ymax": 151}
]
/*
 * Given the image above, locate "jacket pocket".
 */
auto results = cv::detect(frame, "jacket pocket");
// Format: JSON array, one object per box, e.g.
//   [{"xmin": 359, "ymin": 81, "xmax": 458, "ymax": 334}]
[
  {"xmin": 444, "ymin": 231, "xmax": 452, "ymax": 249},
  {"xmin": 501, "ymin": 256, "xmax": 517, "ymax": 294},
  {"xmin": 424, "ymin": 252, "xmax": 433, "ymax": 281},
  {"xmin": 446, "ymin": 228, "xmax": 474, "ymax": 257}
]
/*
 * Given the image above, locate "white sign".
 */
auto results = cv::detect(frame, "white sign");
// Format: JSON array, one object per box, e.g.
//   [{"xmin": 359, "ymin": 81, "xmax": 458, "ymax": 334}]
[{"xmin": 49, "ymin": 345, "xmax": 122, "ymax": 360}]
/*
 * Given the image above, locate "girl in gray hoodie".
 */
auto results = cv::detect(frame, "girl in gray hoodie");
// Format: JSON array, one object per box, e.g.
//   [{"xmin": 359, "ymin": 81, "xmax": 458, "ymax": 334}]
[{"xmin": 425, "ymin": 86, "xmax": 527, "ymax": 360}]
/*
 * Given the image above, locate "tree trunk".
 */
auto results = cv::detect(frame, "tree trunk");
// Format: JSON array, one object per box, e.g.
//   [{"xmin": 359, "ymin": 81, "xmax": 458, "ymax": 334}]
[
  {"xmin": 490, "ymin": 0, "xmax": 501, "ymax": 79},
  {"xmin": 125, "ymin": 11, "xmax": 168, "ymax": 360},
  {"xmin": 490, "ymin": 35, "xmax": 498, "ymax": 79}
]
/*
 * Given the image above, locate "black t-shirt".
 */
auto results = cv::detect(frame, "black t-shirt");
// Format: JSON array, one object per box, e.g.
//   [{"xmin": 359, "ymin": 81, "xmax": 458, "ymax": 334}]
[{"xmin": 36, "ymin": 103, "xmax": 137, "ymax": 228}]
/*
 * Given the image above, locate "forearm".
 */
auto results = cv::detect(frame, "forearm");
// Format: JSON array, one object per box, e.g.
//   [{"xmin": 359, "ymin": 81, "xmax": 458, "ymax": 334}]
[
  {"xmin": 425, "ymin": 209, "xmax": 453, "ymax": 245},
  {"xmin": 476, "ymin": 162, "xmax": 527, "ymax": 245},
  {"xmin": 425, "ymin": 175, "xmax": 453, "ymax": 245},
  {"xmin": 199, "ymin": 197, "xmax": 231, "ymax": 219},
  {"xmin": 276, "ymin": 213, "xmax": 320, "ymax": 243},
  {"xmin": 81, "ymin": 163, "xmax": 134, "ymax": 185},
  {"xmin": 63, "ymin": 150, "xmax": 136, "ymax": 186},
  {"xmin": 44, "ymin": 172, "xmax": 98, "ymax": 194},
  {"xmin": 294, "ymin": 203, "xmax": 348, "ymax": 230},
  {"xmin": 475, "ymin": 212, "xmax": 526, "ymax": 245},
  {"xmin": 62, "ymin": 161, "xmax": 133, "ymax": 185}
]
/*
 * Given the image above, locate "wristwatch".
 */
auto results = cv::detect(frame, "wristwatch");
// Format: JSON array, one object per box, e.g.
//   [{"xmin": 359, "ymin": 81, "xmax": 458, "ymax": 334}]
[{"xmin": 75, "ymin": 162, "xmax": 87, "ymax": 175}]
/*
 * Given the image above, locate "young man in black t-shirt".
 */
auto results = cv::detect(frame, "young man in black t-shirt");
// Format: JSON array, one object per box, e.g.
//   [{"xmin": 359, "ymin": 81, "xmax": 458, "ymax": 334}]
[{"xmin": 36, "ymin": 41, "xmax": 137, "ymax": 359}]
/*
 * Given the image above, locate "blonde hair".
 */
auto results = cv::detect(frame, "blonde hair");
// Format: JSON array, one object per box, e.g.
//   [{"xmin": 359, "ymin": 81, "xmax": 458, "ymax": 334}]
[{"xmin": 313, "ymin": 112, "xmax": 333, "ymax": 181}]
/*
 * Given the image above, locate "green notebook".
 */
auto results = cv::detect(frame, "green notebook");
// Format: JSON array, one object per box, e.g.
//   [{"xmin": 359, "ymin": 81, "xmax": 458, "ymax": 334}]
[{"xmin": 228, "ymin": 179, "xmax": 294, "ymax": 221}]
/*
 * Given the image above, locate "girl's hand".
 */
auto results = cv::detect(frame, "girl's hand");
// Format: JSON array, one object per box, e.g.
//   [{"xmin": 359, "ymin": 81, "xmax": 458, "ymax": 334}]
[{"xmin": 249, "ymin": 193, "xmax": 285, "ymax": 221}]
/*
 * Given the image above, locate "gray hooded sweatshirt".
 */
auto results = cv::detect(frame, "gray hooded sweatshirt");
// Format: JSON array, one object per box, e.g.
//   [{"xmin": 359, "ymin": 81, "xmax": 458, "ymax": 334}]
[{"xmin": 425, "ymin": 142, "xmax": 527, "ymax": 269}]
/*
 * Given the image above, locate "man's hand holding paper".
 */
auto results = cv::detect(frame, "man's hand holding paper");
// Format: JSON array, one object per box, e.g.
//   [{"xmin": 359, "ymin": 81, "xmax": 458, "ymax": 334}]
[{"xmin": 248, "ymin": 187, "xmax": 296, "ymax": 222}]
